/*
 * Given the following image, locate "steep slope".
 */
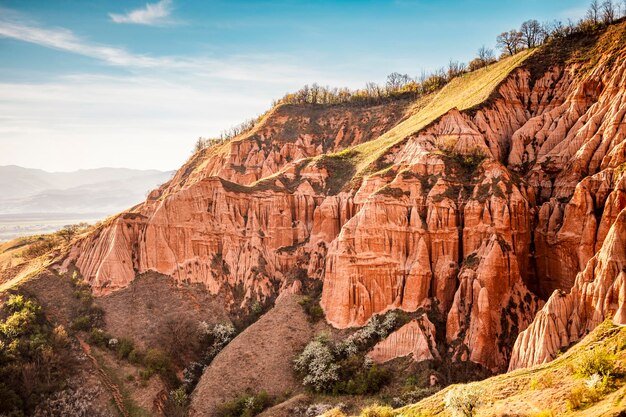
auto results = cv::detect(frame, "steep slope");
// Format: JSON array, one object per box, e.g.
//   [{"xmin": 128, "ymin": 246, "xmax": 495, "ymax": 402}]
[
  {"xmin": 374, "ymin": 321, "xmax": 626, "ymax": 417},
  {"xmin": 189, "ymin": 295, "xmax": 315, "ymax": 416}
]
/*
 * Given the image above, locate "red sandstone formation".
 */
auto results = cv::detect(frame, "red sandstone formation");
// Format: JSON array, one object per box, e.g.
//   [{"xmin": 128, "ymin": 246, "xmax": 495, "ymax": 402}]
[
  {"xmin": 368, "ymin": 316, "xmax": 440, "ymax": 363},
  {"xmin": 65, "ymin": 21, "xmax": 626, "ymax": 375}
]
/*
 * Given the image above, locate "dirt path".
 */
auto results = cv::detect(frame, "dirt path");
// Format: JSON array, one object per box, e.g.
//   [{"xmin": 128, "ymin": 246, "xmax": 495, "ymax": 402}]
[{"xmin": 77, "ymin": 337, "xmax": 130, "ymax": 417}]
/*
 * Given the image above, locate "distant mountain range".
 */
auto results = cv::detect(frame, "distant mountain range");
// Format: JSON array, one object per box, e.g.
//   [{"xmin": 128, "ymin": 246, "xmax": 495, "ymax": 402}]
[{"xmin": 0, "ymin": 165, "xmax": 172, "ymax": 215}]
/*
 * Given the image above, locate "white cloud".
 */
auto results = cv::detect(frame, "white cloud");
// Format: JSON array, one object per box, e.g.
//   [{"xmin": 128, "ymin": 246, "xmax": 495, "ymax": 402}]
[
  {"xmin": 109, "ymin": 0, "xmax": 175, "ymax": 26},
  {"xmin": 0, "ymin": 10, "xmax": 348, "ymax": 86},
  {"xmin": 0, "ymin": 75, "xmax": 273, "ymax": 171}
]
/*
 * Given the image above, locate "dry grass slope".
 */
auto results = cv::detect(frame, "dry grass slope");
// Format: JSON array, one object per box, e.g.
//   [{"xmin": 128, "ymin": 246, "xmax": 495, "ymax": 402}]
[
  {"xmin": 332, "ymin": 49, "xmax": 534, "ymax": 176},
  {"xmin": 393, "ymin": 321, "xmax": 626, "ymax": 417}
]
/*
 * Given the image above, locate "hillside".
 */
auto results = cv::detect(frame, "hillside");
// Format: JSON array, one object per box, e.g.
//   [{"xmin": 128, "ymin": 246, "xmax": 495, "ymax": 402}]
[
  {"xmin": 2, "ymin": 15, "xmax": 626, "ymax": 417},
  {"xmin": 347, "ymin": 321, "xmax": 626, "ymax": 417}
]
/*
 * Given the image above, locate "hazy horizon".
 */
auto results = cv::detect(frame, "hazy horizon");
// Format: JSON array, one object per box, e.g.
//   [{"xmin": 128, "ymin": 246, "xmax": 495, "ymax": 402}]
[{"xmin": 1, "ymin": 0, "xmax": 590, "ymax": 172}]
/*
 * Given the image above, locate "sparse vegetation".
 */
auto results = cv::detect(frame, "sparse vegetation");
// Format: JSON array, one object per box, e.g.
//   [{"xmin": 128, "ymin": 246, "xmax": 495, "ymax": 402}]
[
  {"xmin": 216, "ymin": 391, "xmax": 274, "ymax": 417},
  {"xmin": 359, "ymin": 405, "xmax": 396, "ymax": 417},
  {"xmin": 299, "ymin": 296, "xmax": 325, "ymax": 323},
  {"xmin": 294, "ymin": 312, "xmax": 407, "ymax": 395},
  {"xmin": 69, "ymin": 271, "xmax": 103, "ymax": 332},
  {"xmin": 443, "ymin": 385, "xmax": 483, "ymax": 417},
  {"xmin": 574, "ymin": 346, "xmax": 615, "ymax": 378},
  {"xmin": 0, "ymin": 294, "xmax": 75, "ymax": 416}
]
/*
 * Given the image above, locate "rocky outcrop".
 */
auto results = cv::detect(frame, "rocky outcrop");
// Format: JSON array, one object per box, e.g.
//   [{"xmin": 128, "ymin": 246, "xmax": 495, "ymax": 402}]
[
  {"xmin": 510, "ymin": 173, "xmax": 626, "ymax": 370},
  {"xmin": 368, "ymin": 316, "xmax": 439, "ymax": 363}
]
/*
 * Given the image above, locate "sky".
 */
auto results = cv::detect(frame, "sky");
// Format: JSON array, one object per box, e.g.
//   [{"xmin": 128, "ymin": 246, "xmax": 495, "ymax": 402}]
[{"xmin": 0, "ymin": 0, "xmax": 591, "ymax": 172}]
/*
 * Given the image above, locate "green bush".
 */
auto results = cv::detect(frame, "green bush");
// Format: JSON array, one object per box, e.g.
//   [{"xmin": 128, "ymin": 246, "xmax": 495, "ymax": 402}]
[
  {"xmin": 144, "ymin": 348, "xmax": 170, "ymax": 373},
  {"xmin": 70, "ymin": 315, "xmax": 92, "ymax": 331},
  {"xmin": 566, "ymin": 385, "xmax": 586, "ymax": 410},
  {"xmin": 139, "ymin": 369, "xmax": 154, "ymax": 381},
  {"xmin": 89, "ymin": 328, "xmax": 109, "ymax": 347},
  {"xmin": 575, "ymin": 347, "xmax": 615, "ymax": 377},
  {"xmin": 0, "ymin": 294, "xmax": 73, "ymax": 415},
  {"xmin": 116, "ymin": 338, "xmax": 135, "ymax": 360},
  {"xmin": 299, "ymin": 296, "xmax": 325, "ymax": 322},
  {"xmin": 217, "ymin": 391, "xmax": 273, "ymax": 417},
  {"xmin": 128, "ymin": 349, "xmax": 144, "ymax": 364}
]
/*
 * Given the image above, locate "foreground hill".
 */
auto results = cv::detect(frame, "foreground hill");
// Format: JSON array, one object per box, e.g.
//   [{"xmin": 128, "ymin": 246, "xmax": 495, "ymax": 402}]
[
  {"xmin": 2, "ymin": 17, "xmax": 626, "ymax": 417},
  {"xmin": 350, "ymin": 321, "xmax": 626, "ymax": 416}
]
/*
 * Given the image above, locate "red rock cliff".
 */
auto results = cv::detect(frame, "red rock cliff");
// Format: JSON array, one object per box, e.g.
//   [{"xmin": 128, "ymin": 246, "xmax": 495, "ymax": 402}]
[{"xmin": 66, "ymin": 21, "xmax": 626, "ymax": 374}]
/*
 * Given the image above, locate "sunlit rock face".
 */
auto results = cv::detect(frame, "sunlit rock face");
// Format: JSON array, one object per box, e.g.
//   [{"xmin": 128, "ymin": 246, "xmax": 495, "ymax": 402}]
[{"xmin": 67, "ymin": 22, "xmax": 626, "ymax": 373}]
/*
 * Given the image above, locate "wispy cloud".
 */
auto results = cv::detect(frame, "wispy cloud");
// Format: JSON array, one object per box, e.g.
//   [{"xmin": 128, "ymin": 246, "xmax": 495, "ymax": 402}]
[
  {"xmin": 109, "ymin": 0, "xmax": 175, "ymax": 26},
  {"xmin": 0, "ymin": 9, "xmax": 336, "ymax": 85}
]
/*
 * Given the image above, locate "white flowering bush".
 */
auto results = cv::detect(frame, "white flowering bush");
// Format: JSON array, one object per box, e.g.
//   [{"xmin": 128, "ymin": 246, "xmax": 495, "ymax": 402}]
[
  {"xmin": 200, "ymin": 322, "xmax": 236, "ymax": 361},
  {"xmin": 294, "ymin": 335, "xmax": 340, "ymax": 392},
  {"xmin": 586, "ymin": 373, "xmax": 603, "ymax": 389},
  {"xmin": 335, "ymin": 311, "xmax": 399, "ymax": 357},
  {"xmin": 444, "ymin": 385, "xmax": 483, "ymax": 417}
]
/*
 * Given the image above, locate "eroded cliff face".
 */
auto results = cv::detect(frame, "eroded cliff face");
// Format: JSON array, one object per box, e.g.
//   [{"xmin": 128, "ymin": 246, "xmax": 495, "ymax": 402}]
[{"xmin": 66, "ymin": 22, "xmax": 626, "ymax": 374}]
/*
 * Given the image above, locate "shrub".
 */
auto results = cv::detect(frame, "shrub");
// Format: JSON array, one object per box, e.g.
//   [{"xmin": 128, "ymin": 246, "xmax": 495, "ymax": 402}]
[
  {"xmin": 575, "ymin": 347, "xmax": 615, "ymax": 377},
  {"xmin": 70, "ymin": 315, "xmax": 92, "ymax": 331},
  {"xmin": 164, "ymin": 386, "xmax": 189, "ymax": 417},
  {"xmin": 89, "ymin": 328, "xmax": 109, "ymax": 347},
  {"xmin": 217, "ymin": 391, "xmax": 273, "ymax": 417},
  {"xmin": 321, "ymin": 408, "xmax": 347, "ymax": 417},
  {"xmin": 566, "ymin": 385, "xmax": 586, "ymax": 410},
  {"xmin": 199, "ymin": 321, "xmax": 236, "ymax": 363},
  {"xmin": 23, "ymin": 236, "xmax": 58, "ymax": 258},
  {"xmin": 144, "ymin": 348, "xmax": 170, "ymax": 373},
  {"xmin": 294, "ymin": 335, "xmax": 340, "ymax": 392},
  {"xmin": 299, "ymin": 296, "xmax": 325, "ymax": 323},
  {"xmin": 444, "ymin": 385, "xmax": 483, "ymax": 417},
  {"xmin": 115, "ymin": 338, "xmax": 135, "ymax": 360},
  {"xmin": 0, "ymin": 295, "xmax": 74, "ymax": 415},
  {"xmin": 529, "ymin": 411, "xmax": 554, "ymax": 417},
  {"xmin": 128, "ymin": 349, "xmax": 144, "ymax": 365},
  {"xmin": 139, "ymin": 369, "xmax": 154, "ymax": 381}
]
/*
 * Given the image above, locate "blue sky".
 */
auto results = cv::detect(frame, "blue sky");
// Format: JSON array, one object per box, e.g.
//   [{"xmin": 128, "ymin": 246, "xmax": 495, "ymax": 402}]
[{"xmin": 0, "ymin": 0, "xmax": 591, "ymax": 171}]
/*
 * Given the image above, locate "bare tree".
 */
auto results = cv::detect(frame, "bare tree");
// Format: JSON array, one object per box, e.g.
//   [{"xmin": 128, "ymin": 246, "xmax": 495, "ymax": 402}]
[
  {"xmin": 477, "ymin": 45, "xmax": 495, "ymax": 63},
  {"xmin": 193, "ymin": 137, "xmax": 206, "ymax": 153},
  {"xmin": 447, "ymin": 60, "xmax": 466, "ymax": 80},
  {"xmin": 520, "ymin": 19, "xmax": 544, "ymax": 48},
  {"xmin": 386, "ymin": 72, "xmax": 411, "ymax": 91},
  {"xmin": 587, "ymin": 0, "xmax": 601, "ymax": 23},
  {"xmin": 496, "ymin": 30, "xmax": 523, "ymax": 55},
  {"xmin": 602, "ymin": 0, "xmax": 616, "ymax": 23}
]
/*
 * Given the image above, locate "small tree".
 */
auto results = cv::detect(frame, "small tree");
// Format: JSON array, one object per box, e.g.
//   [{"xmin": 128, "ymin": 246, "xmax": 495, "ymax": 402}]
[
  {"xmin": 444, "ymin": 385, "xmax": 483, "ymax": 417},
  {"xmin": 386, "ymin": 72, "xmax": 412, "ymax": 92},
  {"xmin": 520, "ymin": 19, "xmax": 544, "ymax": 48},
  {"xmin": 602, "ymin": 0, "xmax": 616, "ymax": 24},
  {"xmin": 57, "ymin": 224, "xmax": 79, "ymax": 244},
  {"xmin": 587, "ymin": 0, "xmax": 601, "ymax": 23},
  {"xmin": 447, "ymin": 60, "xmax": 466, "ymax": 80},
  {"xmin": 477, "ymin": 45, "xmax": 495, "ymax": 63},
  {"xmin": 496, "ymin": 30, "xmax": 523, "ymax": 55}
]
